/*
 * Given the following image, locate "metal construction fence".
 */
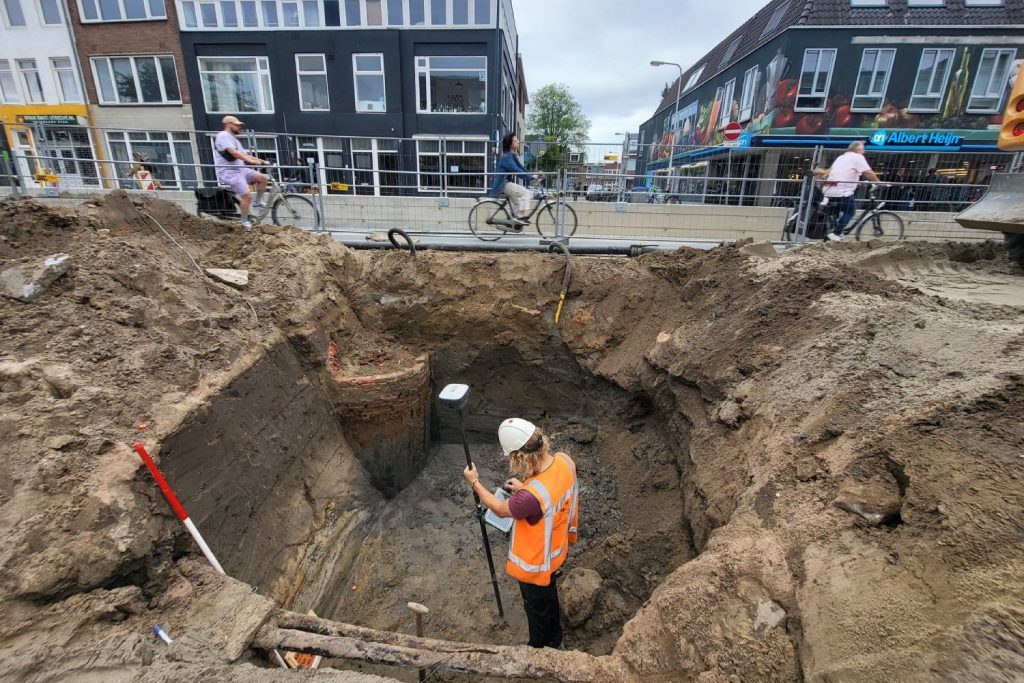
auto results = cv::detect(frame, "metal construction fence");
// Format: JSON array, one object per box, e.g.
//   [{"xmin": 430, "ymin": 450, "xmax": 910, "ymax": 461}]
[{"xmin": 1, "ymin": 123, "xmax": 1020, "ymax": 244}]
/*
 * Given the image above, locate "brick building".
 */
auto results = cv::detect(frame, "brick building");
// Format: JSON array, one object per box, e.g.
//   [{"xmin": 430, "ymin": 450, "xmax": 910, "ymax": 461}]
[{"xmin": 66, "ymin": 0, "xmax": 199, "ymax": 189}]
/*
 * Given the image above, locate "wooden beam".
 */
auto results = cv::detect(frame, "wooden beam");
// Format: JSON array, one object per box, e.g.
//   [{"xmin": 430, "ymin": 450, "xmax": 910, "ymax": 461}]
[
  {"xmin": 253, "ymin": 625, "xmax": 634, "ymax": 682},
  {"xmin": 274, "ymin": 611, "xmax": 503, "ymax": 654}
]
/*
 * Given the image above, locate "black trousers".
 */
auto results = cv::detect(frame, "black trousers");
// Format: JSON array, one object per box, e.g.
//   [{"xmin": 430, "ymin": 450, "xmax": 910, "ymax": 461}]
[{"xmin": 518, "ymin": 575, "xmax": 562, "ymax": 648}]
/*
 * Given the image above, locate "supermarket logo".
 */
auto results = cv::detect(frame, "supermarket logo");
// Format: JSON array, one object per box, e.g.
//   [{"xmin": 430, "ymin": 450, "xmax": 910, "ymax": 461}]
[{"xmin": 868, "ymin": 130, "xmax": 961, "ymax": 148}]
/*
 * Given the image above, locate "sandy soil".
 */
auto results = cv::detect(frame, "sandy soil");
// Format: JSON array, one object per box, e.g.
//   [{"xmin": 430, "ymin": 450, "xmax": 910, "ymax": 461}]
[{"xmin": 1, "ymin": 193, "xmax": 1022, "ymax": 682}]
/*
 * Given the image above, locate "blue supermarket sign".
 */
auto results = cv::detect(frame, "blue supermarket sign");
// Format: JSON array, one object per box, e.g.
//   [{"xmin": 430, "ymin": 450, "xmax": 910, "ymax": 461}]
[{"xmin": 868, "ymin": 130, "xmax": 961, "ymax": 149}]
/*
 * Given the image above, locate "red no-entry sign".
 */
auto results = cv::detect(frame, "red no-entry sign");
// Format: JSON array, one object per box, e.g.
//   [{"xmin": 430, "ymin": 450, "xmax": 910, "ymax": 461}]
[{"xmin": 723, "ymin": 122, "xmax": 742, "ymax": 141}]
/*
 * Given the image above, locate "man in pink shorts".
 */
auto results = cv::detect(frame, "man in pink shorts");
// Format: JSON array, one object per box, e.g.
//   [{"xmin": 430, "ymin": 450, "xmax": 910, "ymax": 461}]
[{"xmin": 214, "ymin": 115, "xmax": 269, "ymax": 229}]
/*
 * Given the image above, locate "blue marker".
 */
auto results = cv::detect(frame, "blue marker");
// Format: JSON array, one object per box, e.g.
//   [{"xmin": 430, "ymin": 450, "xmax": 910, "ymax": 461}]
[{"xmin": 152, "ymin": 624, "xmax": 173, "ymax": 646}]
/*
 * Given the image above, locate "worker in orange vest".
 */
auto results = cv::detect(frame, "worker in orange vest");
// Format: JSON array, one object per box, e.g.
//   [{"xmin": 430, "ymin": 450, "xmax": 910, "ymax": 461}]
[{"xmin": 463, "ymin": 418, "xmax": 579, "ymax": 648}]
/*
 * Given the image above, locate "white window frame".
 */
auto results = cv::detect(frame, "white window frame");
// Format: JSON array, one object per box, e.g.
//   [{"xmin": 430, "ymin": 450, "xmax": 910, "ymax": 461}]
[
  {"xmin": 908, "ymin": 48, "xmax": 955, "ymax": 113},
  {"xmin": 682, "ymin": 65, "xmax": 704, "ymax": 93},
  {"xmin": 106, "ymin": 130, "xmax": 197, "ymax": 189},
  {"xmin": 2, "ymin": 0, "xmax": 26, "ymax": 26},
  {"xmin": 851, "ymin": 48, "xmax": 896, "ymax": 112},
  {"xmin": 414, "ymin": 135, "xmax": 487, "ymax": 193},
  {"xmin": 966, "ymin": 48, "xmax": 1016, "ymax": 114},
  {"xmin": 39, "ymin": 0, "xmax": 63, "ymax": 24},
  {"xmin": 0, "ymin": 59, "xmax": 23, "ymax": 103},
  {"xmin": 198, "ymin": 56, "xmax": 274, "ymax": 114},
  {"xmin": 718, "ymin": 78, "xmax": 736, "ymax": 128},
  {"xmin": 964, "ymin": 0, "xmax": 1003, "ymax": 5},
  {"xmin": 295, "ymin": 53, "xmax": 329, "ymax": 111},
  {"xmin": 176, "ymin": 0, "xmax": 496, "ymax": 30},
  {"xmin": 17, "ymin": 59, "xmax": 45, "ymax": 104},
  {"xmin": 795, "ymin": 48, "xmax": 836, "ymax": 112},
  {"xmin": 850, "ymin": 0, "xmax": 887, "ymax": 6},
  {"xmin": 91, "ymin": 55, "xmax": 181, "ymax": 105},
  {"xmin": 906, "ymin": 0, "xmax": 943, "ymax": 5},
  {"xmin": 78, "ymin": 0, "xmax": 167, "ymax": 22},
  {"xmin": 414, "ymin": 55, "xmax": 487, "ymax": 114},
  {"xmin": 353, "ymin": 52, "xmax": 386, "ymax": 112},
  {"xmin": 51, "ymin": 57, "xmax": 82, "ymax": 103},
  {"xmin": 738, "ymin": 66, "xmax": 759, "ymax": 122}
]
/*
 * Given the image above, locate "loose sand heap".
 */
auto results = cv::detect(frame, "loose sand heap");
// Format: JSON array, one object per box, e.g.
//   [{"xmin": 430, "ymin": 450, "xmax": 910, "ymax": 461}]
[{"xmin": 0, "ymin": 193, "xmax": 1022, "ymax": 682}]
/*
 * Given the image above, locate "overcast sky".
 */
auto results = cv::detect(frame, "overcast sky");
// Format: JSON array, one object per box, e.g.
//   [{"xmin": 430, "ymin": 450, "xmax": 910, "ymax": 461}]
[{"xmin": 514, "ymin": 0, "xmax": 770, "ymax": 144}]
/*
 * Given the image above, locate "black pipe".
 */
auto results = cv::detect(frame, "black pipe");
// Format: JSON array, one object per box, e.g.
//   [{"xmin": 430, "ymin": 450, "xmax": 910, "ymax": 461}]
[
  {"xmin": 387, "ymin": 228, "xmax": 417, "ymax": 259},
  {"xmin": 456, "ymin": 410, "xmax": 505, "ymax": 620},
  {"xmin": 338, "ymin": 239, "xmax": 661, "ymax": 256}
]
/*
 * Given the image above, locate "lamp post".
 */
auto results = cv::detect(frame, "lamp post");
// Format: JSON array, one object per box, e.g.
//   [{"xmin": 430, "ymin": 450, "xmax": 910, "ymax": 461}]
[
  {"xmin": 614, "ymin": 132, "xmax": 630, "ymax": 198},
  {"xmin": 651, "ymin": 60, "xmax": 684, "ymax": 196}
]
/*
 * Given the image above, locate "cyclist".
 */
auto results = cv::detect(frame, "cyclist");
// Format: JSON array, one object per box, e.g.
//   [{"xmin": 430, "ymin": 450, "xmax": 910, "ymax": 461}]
[
  {"xmin": 822, "ymin": 141, "xmax": 879, "ymax": 242},
  {"xmin": 489, "ymin": 133, "xmax": 537, "ymax": 226},
  {"xmin": 214, "ymin": 115, "xmax": 269, "ymax": 229}
]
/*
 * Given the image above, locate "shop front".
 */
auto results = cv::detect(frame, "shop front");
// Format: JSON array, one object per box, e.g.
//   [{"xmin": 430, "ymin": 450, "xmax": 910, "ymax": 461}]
[
  {"xmin": 644, "ymin": 128, "xmax": 1012, "ymax": 210},
  {"xmin": 0, "ymin": 107, "xmax": 99, "ymax": 189}
]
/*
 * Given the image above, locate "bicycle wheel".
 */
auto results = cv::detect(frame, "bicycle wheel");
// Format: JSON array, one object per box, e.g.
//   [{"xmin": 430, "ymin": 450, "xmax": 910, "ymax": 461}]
[
  {"xmin": 271, "ymin": 194, "xmax": 319, "ymax": 230},
  {"xmin": 854, "ymin": 211, "xmax": 904, "ymax": 242},
  {"xmin": 535, "ymin": 202, "xmax": 578, "ymax": 238},
  {"xmin": 468, "ymin": 200, "xmax": 512, "ymax": 241}
]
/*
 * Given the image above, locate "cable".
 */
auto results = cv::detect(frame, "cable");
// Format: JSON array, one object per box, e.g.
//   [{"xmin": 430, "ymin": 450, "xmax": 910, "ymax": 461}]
[
  {"xmin": 387, "ymin": 228, "xmax": 417, "ymax": 260},
  {"xmin": 142, "ymin": 211, "xmax": 258, "ymax": 325},
  {"xmin": 547, "ymin": 242, "xmax": 571, "ymax": 324},
  {"xmin": 142, "ymin": 212, "xmax": 205, "ymax": 279}
]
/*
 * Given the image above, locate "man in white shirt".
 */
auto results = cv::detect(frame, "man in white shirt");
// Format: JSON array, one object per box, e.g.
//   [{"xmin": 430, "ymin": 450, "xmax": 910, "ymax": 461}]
[
  {"xmin": 822, "ymin": 141, "xmax": 879, "ymax": 241},
  {"xmin": 214, "ymin": 116, "xmax": 269, "ymax": 229}
]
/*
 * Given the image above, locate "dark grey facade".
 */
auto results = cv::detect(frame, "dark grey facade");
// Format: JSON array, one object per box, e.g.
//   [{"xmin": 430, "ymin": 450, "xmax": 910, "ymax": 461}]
[{"xmin": 177, "ymin": 0, "xmax": 520, "ymax": 195}]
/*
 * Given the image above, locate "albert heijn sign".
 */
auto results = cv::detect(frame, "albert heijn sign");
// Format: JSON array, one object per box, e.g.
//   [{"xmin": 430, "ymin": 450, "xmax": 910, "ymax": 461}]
[{"xmin": 868, "ymin": 130, "xmax": 962, "ymax": 150}]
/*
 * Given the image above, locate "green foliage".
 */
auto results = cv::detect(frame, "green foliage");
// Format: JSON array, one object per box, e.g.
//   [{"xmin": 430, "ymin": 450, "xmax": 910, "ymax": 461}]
[{"xmin": 526, "ymin": 84, "xmax": 591, "ymax": 169}]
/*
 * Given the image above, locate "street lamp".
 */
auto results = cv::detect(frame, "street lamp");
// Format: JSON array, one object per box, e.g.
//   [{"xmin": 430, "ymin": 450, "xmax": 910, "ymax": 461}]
[
  {"xmin": 614, "ymin": 132, "xmax": 630, "ymax": 197},
  {"xmin": 651, "ymin": 60, "xmax": 684, "ymax": 195}
]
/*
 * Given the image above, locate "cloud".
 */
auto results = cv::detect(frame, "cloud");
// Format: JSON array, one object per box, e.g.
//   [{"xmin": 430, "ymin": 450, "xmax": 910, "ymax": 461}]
[{"xmin": 514, "ymin": 0, "xmax": 770, "ymax": 142}]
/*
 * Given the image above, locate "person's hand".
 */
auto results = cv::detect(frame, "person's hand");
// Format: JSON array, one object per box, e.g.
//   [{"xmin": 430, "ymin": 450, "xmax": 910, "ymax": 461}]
[
  {"xmin": 463, "ymin": 463, "xmax": 480, "ymax": 486},
  {"xmin": 504, "ymin": 478, "xmax": 524, "ymax": 493}
]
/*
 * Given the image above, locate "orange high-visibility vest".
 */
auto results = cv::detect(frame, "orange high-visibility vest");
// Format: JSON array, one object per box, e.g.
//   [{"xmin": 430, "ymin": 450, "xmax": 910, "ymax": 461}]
[{"xmin": 507, "ymin": 452, "xmax": 579, "ymax": 586}]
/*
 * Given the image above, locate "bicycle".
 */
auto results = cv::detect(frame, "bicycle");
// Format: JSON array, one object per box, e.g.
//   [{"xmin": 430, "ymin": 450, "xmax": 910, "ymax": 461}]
[
  {"xmin": 194, "ymin": 166, "xmax": 320, "ymax": 230},
  {"xmin": 646, "ymin": 187, "xmax": 680, "ymax": 205},
  {"xmin": 831, "ymin": 184, "xmax": 904, "ymax": 241},
  {"xmin": 784, "ymin": 184, "xmax": 904, "ymax": 242},
  {"xmin": 467, "ymin": 181, "xmax": 578, "ymax": 241}
]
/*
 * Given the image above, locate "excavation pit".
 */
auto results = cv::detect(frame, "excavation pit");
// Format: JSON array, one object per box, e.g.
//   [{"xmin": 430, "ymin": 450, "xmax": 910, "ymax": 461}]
[{"xmin": 158, "ymin": 330, "xmax": 695, "ymax": 667}]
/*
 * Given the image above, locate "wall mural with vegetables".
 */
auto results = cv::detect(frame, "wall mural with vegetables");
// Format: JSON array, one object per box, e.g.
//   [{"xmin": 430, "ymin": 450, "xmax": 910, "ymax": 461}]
[{"xmin": 647, "ymin": 30, "xmax": 1018, "ymax": 165}]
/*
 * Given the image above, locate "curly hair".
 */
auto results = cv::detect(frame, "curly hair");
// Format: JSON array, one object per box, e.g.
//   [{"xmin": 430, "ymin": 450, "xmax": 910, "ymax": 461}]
[{"xmin": 508, "ymin": 427, "xmax": 549, "ymax": 478}]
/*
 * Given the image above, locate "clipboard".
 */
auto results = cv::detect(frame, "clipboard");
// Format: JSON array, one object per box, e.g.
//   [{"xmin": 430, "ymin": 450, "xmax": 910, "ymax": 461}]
[{"xmin": 484, "ymin": 488, "xmax": 513, "ymax": 533}]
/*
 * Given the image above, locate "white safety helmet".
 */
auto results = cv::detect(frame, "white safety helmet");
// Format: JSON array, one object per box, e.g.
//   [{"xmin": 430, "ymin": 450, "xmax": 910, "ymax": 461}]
[{"xmin": 498, "ymin": 417, "xmax": 537, "ymax": 456}]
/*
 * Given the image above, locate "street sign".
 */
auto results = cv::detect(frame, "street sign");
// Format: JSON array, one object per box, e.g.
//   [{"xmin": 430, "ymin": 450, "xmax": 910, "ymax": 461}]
[{"xmin": 723, "ymin": 122, "xmax": 742, "ymax": 141}]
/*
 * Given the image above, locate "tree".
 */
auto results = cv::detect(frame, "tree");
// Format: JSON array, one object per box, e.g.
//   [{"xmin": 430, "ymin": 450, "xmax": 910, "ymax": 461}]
[{"xmin": 526, "ymin": 84, "xmax": 590, "ymax": 170}]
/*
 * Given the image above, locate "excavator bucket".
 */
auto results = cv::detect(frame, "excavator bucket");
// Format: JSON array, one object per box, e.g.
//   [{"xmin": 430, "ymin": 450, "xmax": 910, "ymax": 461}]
[{"xmin": 955, "ymin": 173, "xmax": 1024, "ymax": 235}]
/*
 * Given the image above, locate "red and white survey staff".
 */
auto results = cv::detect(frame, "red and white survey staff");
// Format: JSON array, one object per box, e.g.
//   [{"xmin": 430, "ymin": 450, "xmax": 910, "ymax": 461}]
[{"xmin": 133, "ymin": 442, "xmax": 225, "ymax": 575}]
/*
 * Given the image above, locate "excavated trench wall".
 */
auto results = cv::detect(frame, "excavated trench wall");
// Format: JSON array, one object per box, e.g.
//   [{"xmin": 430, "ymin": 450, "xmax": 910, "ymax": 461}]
[{"xmin": 158, "ymin": 340, "xmax": 385, "ymax": 609}]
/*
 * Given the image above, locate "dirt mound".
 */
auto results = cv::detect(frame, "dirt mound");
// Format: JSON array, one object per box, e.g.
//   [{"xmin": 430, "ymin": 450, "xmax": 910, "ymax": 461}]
[{"xmin": 1, "ymin": 194, "xmax": 1022, "ymax": 682}]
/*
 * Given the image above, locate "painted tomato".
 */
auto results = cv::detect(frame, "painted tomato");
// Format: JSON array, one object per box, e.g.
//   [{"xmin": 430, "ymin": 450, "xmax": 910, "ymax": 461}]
[
  {"xmin": 795, "ymin": 114, "xmax": 826, "ymax": 135},
  {"xmin": 831, "ymin": 94, "xmax": 851, "ymax": 109},
  {"xmin": 774, "ymin": 79, "xmax": 798, "ymax": 108},
  {"xmin": 832, "ymin": 104, "xmax": 854, "ymax": 128},
  {"xmin": 775, "ymin": 106, "xmax": 796, "ymax": 128}
]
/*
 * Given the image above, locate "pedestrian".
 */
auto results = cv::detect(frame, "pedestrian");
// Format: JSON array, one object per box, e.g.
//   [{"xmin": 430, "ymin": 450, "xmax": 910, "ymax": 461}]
[
  {"xmin": 214, "ymin": 115, "xmax": 270, "ymax": 229},
  {"xmin": 463, "ymin": 418, "xmax": 579, "ymax": 649},
  {"xmin": 822, "ymin": 141, "xmax": 880, "ymax": 241},
  {"xmin": 489, "ymin": 133, "xmax": 537, "ymax": 225}
]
